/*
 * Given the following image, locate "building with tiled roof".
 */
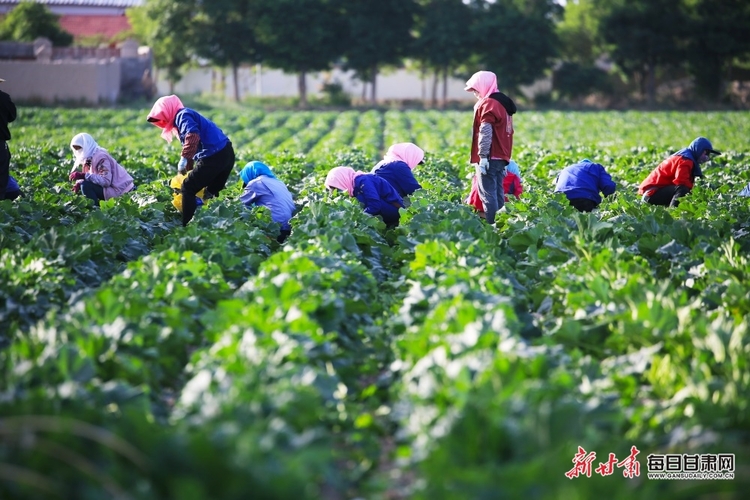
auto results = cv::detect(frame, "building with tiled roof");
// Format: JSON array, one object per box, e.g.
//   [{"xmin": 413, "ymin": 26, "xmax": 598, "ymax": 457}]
[{"xmin": 0, "ymin": 0, "xmax": 144, "ymax": 41}]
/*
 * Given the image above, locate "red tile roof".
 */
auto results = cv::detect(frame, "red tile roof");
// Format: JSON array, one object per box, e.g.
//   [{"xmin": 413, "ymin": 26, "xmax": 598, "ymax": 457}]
[{"xmin": 58, "ymin": 15, "xmax": 132, "ymax": 40}]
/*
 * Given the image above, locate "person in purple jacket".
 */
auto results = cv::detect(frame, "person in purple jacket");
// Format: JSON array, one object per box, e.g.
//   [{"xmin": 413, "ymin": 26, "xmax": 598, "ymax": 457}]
[
  {"xmin": 372, "ymin": 142, "xmax": 424, "ymax": 198},
  {"xmin": 554, "ymin": 159, "xmax": 616, "ymax": 212},
  {"xmin": 324, "ymin": 166, "xmax": 404, "ymax": 227},
  {"xmin": 68, "ymin": 133, "xmax": 134, "ymax": 206},
  {"xmin": 147, "ymin": 94, "xmax": 235, "ymax": 226}
]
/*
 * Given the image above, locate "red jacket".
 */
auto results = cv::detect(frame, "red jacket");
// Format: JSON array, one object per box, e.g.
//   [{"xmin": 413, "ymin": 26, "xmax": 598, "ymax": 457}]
[
  {"xmin": 639, "ymin": 155, "xmax": 696, "ymax": 195},
  {"xmin": 470, "ymin": 98, "xmax": 513, "ymax": 163},
  {"xmin": 467, "ymin": 172, "xmax": 523, "ymax": 211}
]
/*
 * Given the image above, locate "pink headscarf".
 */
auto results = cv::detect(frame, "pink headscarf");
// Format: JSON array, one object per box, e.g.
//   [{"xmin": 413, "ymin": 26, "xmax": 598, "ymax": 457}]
[
  {"xmin": 465, "ymin": 71, "xmax": 499, "ymax": 110},
  {"xmin": 383, "ymin": 143, "xmax": 425, "ymax": 170},
  {"xmin": 147, "ymin": 95, "xmax": 184, "ymax": 143},
  {"xmin": 324, "ymin": 166, "xmax": 364, "ymax": 196}
]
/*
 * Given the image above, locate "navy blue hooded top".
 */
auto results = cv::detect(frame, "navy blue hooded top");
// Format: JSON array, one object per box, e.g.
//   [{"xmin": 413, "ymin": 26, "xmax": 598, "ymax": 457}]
[
  {"xmin": 354, "ymin": 174, "xmax": 404, "ymax": 226},
  {"xmin": 372, "ymin": 160, "xmax": 422, "ymax": 197},
  {"xmin": 554, "ymin": 160, "xmax": 616, "ymax": 205}
]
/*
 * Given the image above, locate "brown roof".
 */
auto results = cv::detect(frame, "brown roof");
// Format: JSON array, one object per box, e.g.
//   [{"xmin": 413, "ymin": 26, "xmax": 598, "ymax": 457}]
[{"xmin": 58, "ymin": 14, "xmax": 132, "ymax": 40}]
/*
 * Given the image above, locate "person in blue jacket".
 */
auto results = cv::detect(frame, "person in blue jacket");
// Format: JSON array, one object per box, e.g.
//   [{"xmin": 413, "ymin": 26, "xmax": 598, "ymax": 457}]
[
  {"xmin": 324, "ymin": 166, "xmax": 404, "ymax": 227},
  {"xmin": 147, "ymin": 94, "xmax": 235, "ymax": 226},
  {"xmin": 239, "ymin": 161, "xmax": 295, "ymax": 243},
  {"xmin": 554, "ymin": 159, "xmax": 616, "ymax": 212},
  {"xmin": 371, "ymin": 142, "xmax": 424, "ymax": 197}
]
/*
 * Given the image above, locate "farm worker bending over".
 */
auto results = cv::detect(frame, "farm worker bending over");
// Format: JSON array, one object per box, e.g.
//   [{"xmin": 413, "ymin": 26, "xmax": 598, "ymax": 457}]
[
  {"xmin": 239, "ymin": 161, "xmax": 295, "ymax": 243},
  {"xmin": 467, "ymin": 159, "xmax": 523, "ymax": 218},
  {"xmin": 147, "ymin": 95, "xmax": 235, "ymax": 226},
  {"xmin": 639, "ymin": 137, "xmax": 721, "ymax": 207},
  {"xmin": 465, "ymin": 70, "xmax": 516, "ymax": 225},
  {"xmin": 371, "ymin": 142, "xmax": 424, "ymax": 197},
  {"xmin": 554, "ymin": 159, "xmax": 616, "ymax": 212},
  {"xmin": 324, "ymin": 166, "xmax": 404, "ymax": 227},
  {"xmin": 0, "ymin": 76, "xmax": 17, "ymax": 201},
  {"xmin": 68, "ymin": 133, "xmax": 134, "ymax": 206}
]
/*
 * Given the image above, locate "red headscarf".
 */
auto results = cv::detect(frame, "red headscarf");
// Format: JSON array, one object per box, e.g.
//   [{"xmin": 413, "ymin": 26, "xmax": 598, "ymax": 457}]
[{"xmin": 147, "ymin": 95, "xmax": 184, "ymax": 143}]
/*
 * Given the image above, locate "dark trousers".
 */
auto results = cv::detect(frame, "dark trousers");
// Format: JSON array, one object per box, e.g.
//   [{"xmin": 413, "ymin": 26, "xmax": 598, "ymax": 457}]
[
  {"xmin": 476, "ymin": 159, "xmax": 507, "ymax": 225},
  {"xmin": 643, "ymin": 185, "xmax": 690, "ymax": 207},
  {"xmin": 569, "ymin": 198, "xmax": 598, "ymax": 213},
  {"xmin": 181, "ymin": 142, "xmax": 235, "ymax": 226},
  {"xmin": 80, "ymin": 181, "xmax": 105, "ymax": 206},
  {"xmin": 0, "ymin": 141, "xmax": 9, "ymax": 200}
]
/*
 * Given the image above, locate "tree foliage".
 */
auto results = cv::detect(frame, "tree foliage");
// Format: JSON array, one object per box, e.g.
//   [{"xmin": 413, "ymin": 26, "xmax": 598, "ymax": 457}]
[
  {"xmin": 0, "ymin": 1, "xmax": 73, "ymax": 47},
  {"xmin": 599, "ymin": 0, "xmax": 688, "ymax": 103},
  {"xmin": 192, "ymin": 0, "xmax": 262, "ymax": 101},
  {"xmin": 470, "ymin": 0, "xmax": 560, "ymax": 91},
  {"xmin": 127, "ymin": 0, "xmax": 195, "ymax": 92},
  {"xmin": 254, "ymin": 0, "xmax": 345, "ymax": 107},
  {"xmin": 342, "ymin": 0, "xmax": 419, "ymax": 102}
]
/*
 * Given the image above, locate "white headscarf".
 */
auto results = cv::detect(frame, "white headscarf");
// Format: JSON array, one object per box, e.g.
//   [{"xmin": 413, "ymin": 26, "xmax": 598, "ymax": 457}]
[{"xmin": 70, "ymin": 133, "xmax": 105, "ymax": 172}]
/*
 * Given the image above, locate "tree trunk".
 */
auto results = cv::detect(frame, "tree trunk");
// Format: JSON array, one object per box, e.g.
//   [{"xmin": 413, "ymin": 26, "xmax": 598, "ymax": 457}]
[
  {"xmin": 232, "ymin": 64, "xmax": 241, "ymax": 102},
  {"xmin": 441, "ymin": 66, "xmax": 449, "ymax": 109},
  {"xmin": 431, "ymin": 70, "xmax": 439, "ymax": 108},
  {"xmin": 169, "ymin": 79, "xmax": 175, "ymax": 94},
  {"xmin": 361, "ymin": 81, "xmax": 367, "ymax": 101},
  {"xmin": 646, "ymin": 62, "xmax": 656, "ymax": 105},
  {"xmin": 298, "ymin": 71, "xmax": 308, "ymax": 109},
  {"xmin": 370, "ymin": 64, "xmax": 378, "ymax": 103},
  {"xmin": 420, "ymin": 65, "xmax": 426, "ymax": 102}
]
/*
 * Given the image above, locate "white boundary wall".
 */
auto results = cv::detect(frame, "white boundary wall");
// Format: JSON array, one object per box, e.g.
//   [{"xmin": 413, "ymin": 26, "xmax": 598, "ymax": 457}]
[{"xmin": 0, "ymin": 59, "xmax": 121, "ymax": 104}]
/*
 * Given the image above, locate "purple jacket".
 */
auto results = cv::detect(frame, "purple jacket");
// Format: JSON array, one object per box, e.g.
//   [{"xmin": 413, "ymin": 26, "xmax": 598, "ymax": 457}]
[{"xmin": 84, "ymin": 150, "xmax": 134, "ymax": 200}]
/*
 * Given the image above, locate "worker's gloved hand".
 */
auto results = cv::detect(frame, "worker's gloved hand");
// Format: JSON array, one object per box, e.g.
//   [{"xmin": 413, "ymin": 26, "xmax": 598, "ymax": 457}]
[
  {"xmin": 478, "ymin": 157, "xmax": 489, "ymax": 175},
  {"xmin": 72, "ymin": 180, "xmax": 84, "ymax": 194},
  {"xmin": 177, "ymin": 157, "xmax": 188, "ymax": 175},
  {"xmin": 69, "ymin": 171, "xmax": 85, "ymax": 182}
]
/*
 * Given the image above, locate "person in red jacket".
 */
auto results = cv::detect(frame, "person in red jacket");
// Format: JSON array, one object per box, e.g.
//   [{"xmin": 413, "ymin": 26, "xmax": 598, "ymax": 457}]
[
  {"xmin": 465, "ymin": 70, "xmax": 516, "ymax": 225},
  {"xmin": 639, "ymin": 137, "xmax": 721, "ymax": 207}
]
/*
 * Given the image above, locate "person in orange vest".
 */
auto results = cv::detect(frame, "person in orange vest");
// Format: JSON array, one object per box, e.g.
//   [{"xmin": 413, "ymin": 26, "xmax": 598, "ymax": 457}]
[{"xmin": 639, "ymin": 137, "xmax": 721, "ymax": 207}]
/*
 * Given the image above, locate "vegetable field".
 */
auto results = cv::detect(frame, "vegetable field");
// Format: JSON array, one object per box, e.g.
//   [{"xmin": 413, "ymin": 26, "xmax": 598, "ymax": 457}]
[{"xmin": 1, "ymin": 106, "xmax": 749, "ymax": 499}]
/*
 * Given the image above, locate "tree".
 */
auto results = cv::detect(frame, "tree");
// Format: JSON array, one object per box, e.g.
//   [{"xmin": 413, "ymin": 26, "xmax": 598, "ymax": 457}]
[
  {"xmin": 254, "ymin": 0, "xmax": 344, "ymax": 108},
  {"xmin": 686, "ymin": 0, "xmax": 750, "ymax": 99},
  {"xmin": 128, "ymin": 0, "xmax": 195, "ymax": 94},
  {"xmin": 412, "ymin": 0, "xmax": 474, "ymax": 107},
  {"xmin": 0, "ymin": 1, "xmax": 73, "ymax": 47},
  {"xmin": 556, "ymin": 0, "xmax": 608, "ymax": 65},
  {"xmin": 192, "ymin": 0, "xmax": 262, "ymax": 102},
  {"xmin": 598, "ymin": 0, "xmax": 688, "ymax": 104},
  {"xmin": 343, "ymin": 0, "xmax": 418, "ymax": 103},
  {"xmin": 469, "ymin": 0, "xmax": 560, "ymax": 92}
]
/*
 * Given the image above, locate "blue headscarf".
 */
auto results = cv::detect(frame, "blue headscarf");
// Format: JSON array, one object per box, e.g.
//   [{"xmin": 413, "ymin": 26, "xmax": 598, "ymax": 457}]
[
  {"xmin": 673, "ymin": 137, "xmax": 717, "ymax": 179},
  {"xmin": 505, "ymin": 160, "xmax": 522, "ymax": 180},
  {"xmin": 240, "ymin": 161, "xmax": 276, "ymax": 185}
]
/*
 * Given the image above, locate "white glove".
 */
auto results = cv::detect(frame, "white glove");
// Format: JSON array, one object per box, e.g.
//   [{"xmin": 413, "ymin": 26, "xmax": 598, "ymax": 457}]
[
  {"xmin": 177, "ymin": 157, "xmax": 188, "ymax": 174},
  {"xmin": 478, "ymin": 157, "xmax": 489, "ymax": 175}
]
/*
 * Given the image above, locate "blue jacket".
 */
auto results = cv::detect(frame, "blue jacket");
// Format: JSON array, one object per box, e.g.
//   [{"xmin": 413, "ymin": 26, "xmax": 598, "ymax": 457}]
[
  {"xmin": 240, "ymin": 176, "xmax": 295, "ymax": 229},
  {"xmin": 175, "ymin": 108, "xmax": 230, "ymax": 160},
  {"xmin": 372, "ymin": 160, "xmax": 421, "ymax": 197},
  {"xmin": 6, "ymin": 175, "xmax": 20, "ymax": 195},
  {"xmin": 554, "ymin": 160, "xmax": 616, "ymax": 205},
  {"xmin": 354, "ymin": 174, "xmax": 403, "ymax": 225}
]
